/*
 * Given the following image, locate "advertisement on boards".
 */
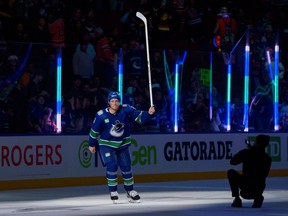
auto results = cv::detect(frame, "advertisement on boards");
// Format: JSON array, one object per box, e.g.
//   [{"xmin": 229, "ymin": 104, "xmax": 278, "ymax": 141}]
[{"xmin": 0, "ymin": 133, "xmax": 287, "ymax": 182}]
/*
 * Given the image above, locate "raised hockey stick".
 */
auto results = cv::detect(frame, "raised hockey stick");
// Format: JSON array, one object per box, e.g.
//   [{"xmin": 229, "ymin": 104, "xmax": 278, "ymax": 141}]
[{"xmin": 136, "ymin": 11, "xmax": 154, "ymax": 106}]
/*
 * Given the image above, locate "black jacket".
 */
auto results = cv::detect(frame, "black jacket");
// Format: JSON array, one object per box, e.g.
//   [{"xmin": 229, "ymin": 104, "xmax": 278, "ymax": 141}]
[{"xmin": 230, "ymin": 146, "xmax": 272, "ymax": 191}]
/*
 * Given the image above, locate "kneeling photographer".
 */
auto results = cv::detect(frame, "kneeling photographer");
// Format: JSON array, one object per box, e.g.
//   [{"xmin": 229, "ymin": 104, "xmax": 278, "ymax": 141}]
[{"xmin": 227, "ymin": 135, "xmax": 272, "ymax": 208}]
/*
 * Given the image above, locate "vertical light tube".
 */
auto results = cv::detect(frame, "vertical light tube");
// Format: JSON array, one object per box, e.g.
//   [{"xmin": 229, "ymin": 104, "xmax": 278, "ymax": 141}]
[
  {"xmin": 274, "ymin": 44, "xmax": 279, "ymax": 131},
  {"xmin": 209, "ymin": 52, "xmax": 213, "ymax": 120},
  {"xmin": 174, "ymin": 63, "xmax": 179, "ymax": 132},
  {"xmin": 226, "ymin": 62, "xmax": 232, "ymax": 131},
  {"xmin": 243, "ymin": 35, "xmax": 250, "ymax": 132},
  {"xmin": 118, "ymin": 48, "xmax": 123, "ymax": 103},
  {"xmin": 56, "ymin": 48, "xmax": 62, "ymax": 133}
]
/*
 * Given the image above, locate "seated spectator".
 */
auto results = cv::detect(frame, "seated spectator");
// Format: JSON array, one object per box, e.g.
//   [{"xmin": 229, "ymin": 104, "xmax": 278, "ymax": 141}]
[
  {"xmin": 153, "ymin": 87, "xmax": 170, "ymax": 132},
  {"xmin": 40, "ymin": 107, "xmax": 57, "ymax": 134}
]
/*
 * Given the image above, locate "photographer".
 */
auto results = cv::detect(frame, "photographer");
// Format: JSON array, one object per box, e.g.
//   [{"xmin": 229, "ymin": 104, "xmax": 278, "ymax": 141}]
[{"xmin": 227, "ymin": 135, "xmax": 272, "ymax": 208}]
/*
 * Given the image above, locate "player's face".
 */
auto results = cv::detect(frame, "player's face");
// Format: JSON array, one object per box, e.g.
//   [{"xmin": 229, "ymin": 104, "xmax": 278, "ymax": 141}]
[{"xmin": 109, "ymin": 99, "xmax": 120, "ymax": 112}]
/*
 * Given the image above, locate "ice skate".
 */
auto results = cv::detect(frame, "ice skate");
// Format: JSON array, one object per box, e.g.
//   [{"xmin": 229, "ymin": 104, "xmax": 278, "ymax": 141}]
[
  {"xmin": 127, "ymin": 190, "xmax": 140, "ymax": 203},
  {"xmin": 110, "ymin": 191, "xmax": 119, "ymax": 204}
]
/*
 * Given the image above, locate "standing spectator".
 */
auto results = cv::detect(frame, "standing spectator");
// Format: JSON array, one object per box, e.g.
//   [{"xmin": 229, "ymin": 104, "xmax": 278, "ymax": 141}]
[
  {"xmin": 94, "ymin": 27, "xmax": 114, "ymax": 66},
  {"xmin": 48, "ymin": 10, "xmax": 65, "ymax": 48},
  {"xmin": 72, "ymin": 40, "xmax": 94, "ymax": 80},
  {"xmin": 30, "ymin": 16, "xmax": 50, "ymax": 44},
  {"xmin": 88, "ymin": 91, "xmax": 155, "ymax": 203},
  {"xmin": 75, "ymin": 33, "xmax": 97, "ymax": 64},
  {"xmin": 152, "ymin": 0, "xmax": 174, "ymax": 45},
  {"xmin": 213, "ymin": 6, "xmax": 237, "ymax": 57},
  {"xmin": 227, "ymin": 134, "xmax": 271, "ymax": 208},
  {"xmin": 64, "ymin": 75, "xmax": 85, "ymax": 133},
  {"xmin": 66, "ymin": 7, "xmax": 84, "ymax": 44},
  {"xmin": 94, "ymin": 27, "xmax": 116, "ymax": 89},
  {"xmin": 256, "ymin": 9, "xmax": 275, "ymax": 48},
  {"xmin": 81, "ymin": 9, "xmax": 97, "ymax": 40},
  {"xmin": 123, "ymin": 37, "xmax": 146, "ymax": 80},
  {"xmin": 183, "ymin": 0, "xmax": 204, "ymax": 44}
]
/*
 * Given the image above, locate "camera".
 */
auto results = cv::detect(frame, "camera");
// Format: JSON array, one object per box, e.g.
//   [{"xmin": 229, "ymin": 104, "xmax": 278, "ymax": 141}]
[{"xmin": 245, "ymin": 139, "xmax": 252, "ymax": 148}]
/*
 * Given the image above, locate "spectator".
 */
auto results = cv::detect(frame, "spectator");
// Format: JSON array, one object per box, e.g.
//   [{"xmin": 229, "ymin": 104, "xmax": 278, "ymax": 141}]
[
  {"xmin": 75, "ymin": 33, "xmax": 97, "ymax": 63},
  {"xmin": 10, "ymin": 20, "xmax": 29, "ymax": 42},
  {"xmin": 279, "ymin": 95, "xmax": 288, "ymax": 131},
  {"xmin": 30, "ymin": 16, "xmax": 50, "ymax": 44},
  {"xmin": 28, "ymin": 94, "xmax": 47, "ymax": 131},
  {"xmin": 66, "ymin": 7, "xmax": 84, "ymax": 44},
  {"xmin": 72, "ymin": 40, "xmax": 94, "ymax": 80},
  {"xmin": 94, "ymin": 27, "xmax": 116, "ymax": 89},
  {"xmin": 183, "ymin": 92, "xmax": 209, "ymax": 131},
  {"xmin": 19, "ymin": 62, "xmax": 36, "ymax": 89},
  {"xmin": 64, "ymin": 75, "xmax": 85, "ymax": 133},
  {"xmin": 123, "ymin": 76, "xmax": 143, "ymax": 105},
  {"xmin": 2, "ymin": 54, "xmax": 19, "ymax": 79},
  {"xmin": 152, "ymin": 87, "xmax": 170, "ymax": 132},
  {"xmin": 183, "ymin": 0, "xmax": 204, "ymax": 44},
  {"xmin": 48, "ymin": 10, "xmax": 65, "ymax": 48},
  {"xmin": 210, "ymin": 106, "xmax": 223, "ymax": 132},
  {"xmin": 26, "ymin": 72, "xmax": 44, "ymax": 97},
  {"xmin": 94, "ymin": 27, "xmax": 114, "ymax": 65},
  {"xmin": 249, "ymin": 93, "xmax": 273, "ymax": 131},
  {"xmin": 123, "ymin": 37, "xmax": 146, "ymax": 80},
  {"xmin": 213, "ymin": 6, "xmax": 237, "ymax": 56},
  {"xmin": 40, "ymin": 107, "xmax": 57, "ymax": 134},
  {"xmin": 0, "ymin": 101, "xmax": 10, "ymax": 133}
]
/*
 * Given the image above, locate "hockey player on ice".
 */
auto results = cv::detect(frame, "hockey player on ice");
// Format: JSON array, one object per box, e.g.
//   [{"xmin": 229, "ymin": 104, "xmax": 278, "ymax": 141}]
[{"xmin": 88, "ymin": 91, "xmax": 155, "ymax": 203}]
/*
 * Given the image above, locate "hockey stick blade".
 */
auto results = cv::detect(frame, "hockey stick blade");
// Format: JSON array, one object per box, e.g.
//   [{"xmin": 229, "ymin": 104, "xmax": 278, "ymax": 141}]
[{"xmin": 136, "ymin": 12, "xmax": 147, "ymax": 25}]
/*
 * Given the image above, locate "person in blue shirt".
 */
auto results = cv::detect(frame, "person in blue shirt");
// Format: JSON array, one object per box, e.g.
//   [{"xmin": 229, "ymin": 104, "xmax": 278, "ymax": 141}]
[{"xmin": 89, "ymin": 91, "xmax": 155, "ymax": 203}]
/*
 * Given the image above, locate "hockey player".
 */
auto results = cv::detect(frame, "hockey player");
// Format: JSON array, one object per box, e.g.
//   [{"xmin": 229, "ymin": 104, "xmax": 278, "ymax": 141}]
[{"xmin": 88, "ymin": 91, "xmax": 155, "ymax": 203}]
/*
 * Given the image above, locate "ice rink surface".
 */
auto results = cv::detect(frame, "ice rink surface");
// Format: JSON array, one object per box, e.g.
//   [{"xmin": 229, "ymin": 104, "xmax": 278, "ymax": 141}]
[{"xmin": 0, "ymin": 177, "xmax": 287, "ymax": 216}]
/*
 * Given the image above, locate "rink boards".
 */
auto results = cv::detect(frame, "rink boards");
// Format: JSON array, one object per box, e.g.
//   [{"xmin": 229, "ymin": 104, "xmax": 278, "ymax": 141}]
[{"xmin": 0, "ymin": 133, "xmax": 287, "ymax": 190}]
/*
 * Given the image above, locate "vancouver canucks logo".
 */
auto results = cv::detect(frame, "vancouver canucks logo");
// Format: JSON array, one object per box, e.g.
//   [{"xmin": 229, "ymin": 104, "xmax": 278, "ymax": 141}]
[{"xmin": 110, "ymin": 120, "xmax": 125, "ymax": 137}]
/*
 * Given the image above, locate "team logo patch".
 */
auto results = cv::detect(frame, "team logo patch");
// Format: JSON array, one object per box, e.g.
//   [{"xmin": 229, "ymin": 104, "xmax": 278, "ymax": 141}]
[
  {"xmin": 110, "ymin": 120, "xmax": 124, "ymax": 137},
  {"xmin": 105, "ymin": 118, "xmax": 109, "ymax": 123}
]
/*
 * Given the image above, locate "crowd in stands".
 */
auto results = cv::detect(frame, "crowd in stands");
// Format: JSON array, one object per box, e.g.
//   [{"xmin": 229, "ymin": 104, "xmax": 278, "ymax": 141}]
[{"xmin": 0, "ymin": 0, "xmax": 288, "ymax": 134}]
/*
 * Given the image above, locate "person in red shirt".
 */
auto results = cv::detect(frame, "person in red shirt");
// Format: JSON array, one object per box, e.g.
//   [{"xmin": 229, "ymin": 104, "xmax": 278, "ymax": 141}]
[{"xmin": 213, "ymin": 7, "xmax": 237, "ymax": 53}]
